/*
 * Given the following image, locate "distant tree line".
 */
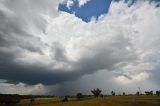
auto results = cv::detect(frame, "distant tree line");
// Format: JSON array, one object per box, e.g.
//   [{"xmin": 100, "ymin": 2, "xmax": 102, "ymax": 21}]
[
  {"xmin": 73, "ymin": 89, "xmax": 160, "ymax": 101},
  {"xmin": 0, "ymin": 94, "xmax": 56, "ymax": 105},
  {"xmin": 0, "ymin": 89, "xmax": 160, "ymax": 104},
  {"xmin": 0, "ymin": 94, "xmax": 21, "ymax": 105}
]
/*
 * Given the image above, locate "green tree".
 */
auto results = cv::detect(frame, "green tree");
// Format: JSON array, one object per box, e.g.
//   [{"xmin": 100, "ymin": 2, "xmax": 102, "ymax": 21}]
[
  {"xmin": 62, "ymin": 96, "xmax": 68, "ymax": 102},
  {"xmin": 76, "ymin": 93, "xmax": 83, "ymax": 100},
  {"xmin": 111, "ymin": 91, "xmax": 115, "ymax": 96},
  {"xmin": 145, "ymin": 91, "xmax": 153, "ymax": 95},
  {"xmin": 156, "ymin": 90, "xmax": 160, "ymax": 96},
  {"xmin": 30, "ymin": 97, "xmax": 35, "ymax": 105},
  {"xmin": 136, "ymin": 91, "xmax": 140, "ymax": 95},
  {"xmin": 123, "ymin": 92, "xmax": 125, "ymax": 96},
  {"xmin": 91, "ymin": 88, "xmax": 102, "ymax": 97}
]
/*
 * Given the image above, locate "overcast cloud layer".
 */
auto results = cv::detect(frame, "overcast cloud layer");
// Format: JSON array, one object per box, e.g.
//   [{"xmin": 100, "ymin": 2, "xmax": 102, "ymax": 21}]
[{"xmin": 0, "ymin": 0, "xmax": 160, "ymax": 94}]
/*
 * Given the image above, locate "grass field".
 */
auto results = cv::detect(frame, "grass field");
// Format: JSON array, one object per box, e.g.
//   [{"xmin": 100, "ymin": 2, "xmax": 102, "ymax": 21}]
[{"xmin": 18, "ymin": 95, "xmax": 160, "ymax": 106}]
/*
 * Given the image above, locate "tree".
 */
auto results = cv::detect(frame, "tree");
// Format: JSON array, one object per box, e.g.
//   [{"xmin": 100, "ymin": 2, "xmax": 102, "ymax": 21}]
[
  {"xmin": 62, "ymin": 96, "xmax": 68, "ymax": 102},
  {"xmin": 145, "ymin": 91, "xmax": 153, "ymax": 95},
  {"xmin": 123, "ymin": 92, "xmax": 125, "ymax": 96},
  {"xmin": 156, "ymin": 90, "xmax": 160, "ymax": 96},
  {"xmin": 100, "ymin": 94, "xmax": 104, "ymax": 98},
  {"xmin": 91, "ymin": 88, "xmax": 102, "ymax": 97},
  {"xmin": 111, "ymin": 91, "xmax": 115, "ymax": 96},
  {"xmin": 76, "ymin": 93, "xmax": 83, "ymax": 100},
  {"xmin": 30, "ymin": 97, "xmax": 35, "ymax": 105},
  {"xmin": 136, "ymin": 91, "xmax": 140, "ymax": 96}
]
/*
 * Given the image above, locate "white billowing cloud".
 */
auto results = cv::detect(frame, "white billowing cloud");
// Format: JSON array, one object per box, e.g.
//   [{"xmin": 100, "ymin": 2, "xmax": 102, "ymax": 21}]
[
  {"xmin": 0, "ymin": 0, "xmax": 160, "ymax": 94},
  {"xmin": 45, "ymin": 0, "xmax": 160, "ymax": 83},
  {"xmin": 63, "ymin": 0, "xmax": 90, "ymax": 8},
  {"xmin": 115, "ymin": 72, "xmax": 149, "ymax": 84},
  {"xmin": 0, "ymin": 82, "xmax": 48, "ymax": 95},
  {"xmin": 65, "ymin": 0, "xmax": 74, "ymax": 9},
  {"xmin": 102, "ymin": 0, "xmax": 160, "ymax": 83},
  {"xmin": 78, "ymin": 0, "xmax": 90, "ymax": 7},
  {"xmin": 44, "ymin": 0, "xmax": 160, "ymax": 83}
]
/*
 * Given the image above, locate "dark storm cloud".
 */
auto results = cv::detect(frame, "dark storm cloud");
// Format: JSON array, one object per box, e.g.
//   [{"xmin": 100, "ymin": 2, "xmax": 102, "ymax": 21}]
[
  {"xmin": 0, "ymin": 0, "xmax": 60, "ymax": 84},
  {"xmin": 0, "ymin": 31, "xmax": 136, "ymax": 85}
]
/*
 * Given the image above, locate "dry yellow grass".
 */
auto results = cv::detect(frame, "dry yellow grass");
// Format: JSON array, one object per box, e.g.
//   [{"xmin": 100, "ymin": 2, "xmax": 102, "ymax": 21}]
[{"xmin": 19, "ymin": 95, "xmax": 160, "ymax": 106}]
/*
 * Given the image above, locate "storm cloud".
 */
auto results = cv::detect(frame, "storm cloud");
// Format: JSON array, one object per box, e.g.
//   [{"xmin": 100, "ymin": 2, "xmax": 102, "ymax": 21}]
[{"xmin": 0, "ymin": 0, "xmax": 160, "ymax": 91}]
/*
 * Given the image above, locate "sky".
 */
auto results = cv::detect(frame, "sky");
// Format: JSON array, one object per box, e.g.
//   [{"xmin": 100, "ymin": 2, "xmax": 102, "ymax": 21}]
[
  {"xmin": 0, "ymin": 0, "xmax": 160, "ymax": 96},
  {"xmin": 59, "ymin": 0, "xmax": 112, "ymax": 22}
]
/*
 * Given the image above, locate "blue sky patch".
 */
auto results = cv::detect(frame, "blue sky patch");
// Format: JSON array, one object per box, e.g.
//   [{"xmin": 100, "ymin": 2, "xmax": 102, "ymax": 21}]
[
  {"xmin": 58, "ymin": 0, "xmax": 160, "ymax": 22},
  {"xmin": 59, "ymin": 0, "xmax": 112, "ymax": 22}
]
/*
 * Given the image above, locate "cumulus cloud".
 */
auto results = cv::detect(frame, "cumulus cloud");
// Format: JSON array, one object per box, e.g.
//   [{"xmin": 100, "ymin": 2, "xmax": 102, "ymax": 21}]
[
  {"xmin": 78, "ymin": 0, "xmax": 90, "ymax": 7},
  {"xmin": 0, "ymin": 0, "xmax": 160, "ymax": 92},
  {"xmin": 63, "ymin": 0, "xmax": 90, "ymax": 8},
  {"xmin": 63, "ymin": 0, "xmax": 74, "ymax": 9},
  {"xmin": 0, "ymin": 82, "xmax": 48, "ymax": 95}
]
